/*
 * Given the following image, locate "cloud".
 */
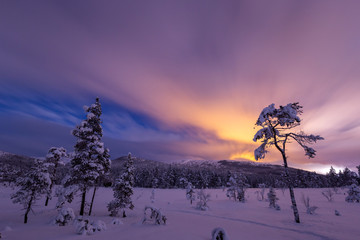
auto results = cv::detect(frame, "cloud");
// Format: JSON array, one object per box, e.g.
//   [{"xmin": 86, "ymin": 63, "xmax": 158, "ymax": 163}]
[{"xmin": 1, "ymin": 1, "xmax": 360, "ymax": 170}]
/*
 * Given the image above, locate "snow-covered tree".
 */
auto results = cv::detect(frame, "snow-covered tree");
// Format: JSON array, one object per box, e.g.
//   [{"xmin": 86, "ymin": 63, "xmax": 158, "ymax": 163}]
[
  {"xmin": 108, "ymin": 153, "xmax": 134, "ymax": 217},
  {"xmin": 186, "ymin": 182, "xmax": 195, "ymax": 205},
  {"xmin": 267, "ymin": 187, "xmax": 280, "ymax": 210},
  {"xmin": 226, "ymin": 173, "xmax": 248, "ymax": 202},
  {"xmin": 255, "ymin": 183, "xmax": 266, "ymax": 201},
  {"xmin": 65, "ymin": 98, "xmax": 110, "ymax": 216},
  {"xmin": 326, "ymin": 166, "xmax": 338, "ymax": 188},
  {"xmin": 11, "ymin": 159, "xmax": 51, "ymax": 223},
  {"xmin": 345, "ymin": 184, "xmax": 360, "ymax": 203},
  {"xmin": 196, "ymin": 189, "xmax": 211, "ymax": 211},
  {"xmin": 44, "ymin": 147, "xmax": 67, "ymax": 206},
  {"xmin": 253, "ymin": 103, "xmax": 323, "ymax": 223}
]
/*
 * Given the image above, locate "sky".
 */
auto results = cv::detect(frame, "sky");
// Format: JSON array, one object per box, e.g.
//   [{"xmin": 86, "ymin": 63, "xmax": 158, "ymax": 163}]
[{"xmin": 1, "ymin": 0, "xmax": 360, "ymax": 173}]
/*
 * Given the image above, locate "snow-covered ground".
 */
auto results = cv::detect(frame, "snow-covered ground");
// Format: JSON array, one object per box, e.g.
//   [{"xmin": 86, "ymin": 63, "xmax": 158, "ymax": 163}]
[{"xmin": 0, "ymin": 186, "xmax": 359, "ymax": 240}]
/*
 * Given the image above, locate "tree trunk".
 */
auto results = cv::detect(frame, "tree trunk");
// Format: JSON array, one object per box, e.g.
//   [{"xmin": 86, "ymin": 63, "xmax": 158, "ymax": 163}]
[
  {"xmin": 89, "ymin": 186, "xmax": 97, "ymax": 216},
  {"xmin": 122, "ymin": 210, "xmax": 126, "ymax": 218},
  {"xmin": 24, "ymin": 193, "xmax": 34, "ymax": 224},
  {"xmin": 79, "ymin": 189, "xmax": 86, "ymax": 216},
  {"xmin": 45, "ymin": 162, "xmax": 58, "ymax": 206},
  {"xmin": 282, "ymin": 153, "xmax": 300, "ymax": 223}
]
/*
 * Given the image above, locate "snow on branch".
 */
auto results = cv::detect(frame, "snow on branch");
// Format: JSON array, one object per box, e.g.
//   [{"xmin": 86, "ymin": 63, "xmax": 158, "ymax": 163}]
[{"xmin": 288, "ymin": 132, "xmax": 324, "ymax": 158}]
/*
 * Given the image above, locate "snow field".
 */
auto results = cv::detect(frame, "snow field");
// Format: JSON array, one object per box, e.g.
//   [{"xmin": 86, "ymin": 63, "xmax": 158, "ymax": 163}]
[{"xmin": 0, "ymin": 186, "xmax": 359, "ymax": 240}]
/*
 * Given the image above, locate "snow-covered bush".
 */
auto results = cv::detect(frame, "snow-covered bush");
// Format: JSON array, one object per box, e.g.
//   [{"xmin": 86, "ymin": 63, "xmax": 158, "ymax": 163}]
[
  {"xmin": 212, "ymin": 227, "xmax": 229, "ymax": 240},
  {"xmin": 345, "ymin": 184, "xmax": 360, "ymax": 202},
  {"xmin": 54, "ymin": 207, "xmax": 75, "ymax": 226},
  {"xmin": 302, "ymin": 194, "xmax": 318, "ymax": 214},
  {"xmin": 321, "ymin": 189, "xmax": 334, "ymax": 202},
  {"xmin": 76, "ymin": 219, "xmax": 95, "ymax": 235},
  {"xmin": 142, "ymin": 206, "xmax": 167, "ymax": 225},
  {"xmin": 267, "ymin": 187, "xmax": 280, "ymax": 210},
  {"xmin": 111, "ymin": 218, "xmax": 123, "ymax": 225},
  {"xmin": 196, "ymin": 189, "xmax": 211, "ymax": 211},
  {"xmin": 92, "ymin": 220, "xmax": 107, "ymax": 232},
  {"xmin": 335, "ymin": 210, "xmax": 341, "ymax": 216},
  {"xmin": 186, "ymin": 182, "xmax": 195, "ymax": 205}
]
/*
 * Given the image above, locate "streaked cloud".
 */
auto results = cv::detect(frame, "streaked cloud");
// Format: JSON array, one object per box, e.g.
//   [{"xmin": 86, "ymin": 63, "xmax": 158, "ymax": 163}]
[{"xmin": 1, "ymin": 0, "xmax": 359, "ymax": 171}]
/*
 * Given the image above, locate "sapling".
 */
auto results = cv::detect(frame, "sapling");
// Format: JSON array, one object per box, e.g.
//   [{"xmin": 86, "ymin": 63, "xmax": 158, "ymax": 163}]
[
  {"xmin": 196, "ymin": 189, "xmax": 211, "ymax": 211},
  {"xmin": 321, "ymin": 189, "xmax": 334, "ymax": 202},
  {"xmin": 302, "ymin": 194, "xmax": 318, "ymax": 214}
]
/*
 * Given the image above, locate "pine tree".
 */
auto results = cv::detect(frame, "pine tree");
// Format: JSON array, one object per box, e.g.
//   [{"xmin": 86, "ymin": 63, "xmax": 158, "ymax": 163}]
[
  {"xmin": 65, "ymin": 98, "xmax": 111, "ymax": 216},
  {"xmin": 11, "ymin": 159, "xmax": 51, "ymax": 223},
  {"xmin": 44, "ymin": 147, "xmax": 67, "ymax": 206},
  {"xmin": 253, "ymin": 103, "xmax": 323, "ymax": 223},
  {"xmin": 345, "ymin": 184, "xmax": 360, "ymax": 202},
  {"xmin": 108, "ymin": 153, "xmax": 134, "ymax": 217}
]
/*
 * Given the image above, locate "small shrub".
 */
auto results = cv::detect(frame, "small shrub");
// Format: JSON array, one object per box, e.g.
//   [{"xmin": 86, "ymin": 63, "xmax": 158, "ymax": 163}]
[
  {"xmin": 335, "ymin": 210, "xmax": 341, "ymax": 216},
  {"xmin": 302, "ymin": 194, "xmax": 318, "ymax": 214},
  {"xmin": 212, "ymin": 227, "xmax": 229, "ymax": 240},
  {"xmin": 111, "ymin": 218, "xmax": 123, "ymax": 225},
  {"xmin": 321, "ymin": 189, "xmax": 334, "ymax": 202},
  {"xmin": 142, "ymin": 206, "xmax": 167, "ymax": 225},
  {"xmin": 76, "ymin": 219, "xmax": 95, "ymax": 235},
  {"xmin": 54, "ymin": 207, "xmax": 75, "ymax": 226},
  {"xmin": 92, "ymin": 220, "xmax": 106, "ymax": 232}
]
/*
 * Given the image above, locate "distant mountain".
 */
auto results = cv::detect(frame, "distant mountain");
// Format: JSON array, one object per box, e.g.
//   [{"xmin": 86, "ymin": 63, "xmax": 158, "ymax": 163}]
[{"xmin": 1, "ymin": 151, "xmax": 328, "ymax": 188}]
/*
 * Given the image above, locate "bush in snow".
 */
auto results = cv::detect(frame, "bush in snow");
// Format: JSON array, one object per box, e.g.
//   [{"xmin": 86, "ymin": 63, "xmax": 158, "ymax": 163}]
[
  {"xmin": 54, "ymin": 207, "xmax": 75, "ymax": 226},
  {"xmin": 76, "ymin": 219, "xmax": 95, "ymax": 235},
  {"xmin": 335, "ymin": 210, "xmax": 341, "ymax": 216},
  {"xmin": 267, "ymin": 187, "xmax": 280, "ymax": 210},
  {"xmin": 212, "ymin": 227, "xmax": 229, "ymax": 240},
  {"xmin": 253, "ymin": 103, "xmax": 323, "ymax": 223},
  {"xmin": 186, "ymin": 182, "xmax": 195, "ymax": 205},
  {"xmin": 142, "ymin": 206, "xmax": 167, "ymax": 225},
  {"xmin": 345, "ymin": 184, "xmax": 360, "ymax": 203},
  {"xmin": 92, "ymin": 220, "xmax": 107, "ymax": 232},
  {"xmin": 302, "ymin": 194, "xmax": 318, "ymax": 214},
  {"xmin": 111, "ymin": 218, "xmax": 123, "ymax": 225},
  {"xmin": 321, "ymin": 189, "xmax": 334, "ymax": 202},
  {"xmin": 11, "ymin": 159, "xmax": 51, "ymax": 224},
  {"xmin": 196, "ymin": 189, "xmax": 211, "ymax": 211},
  {"xmin": 108, "ymin": 153, "xmax": 134, "ymax": 217}
]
